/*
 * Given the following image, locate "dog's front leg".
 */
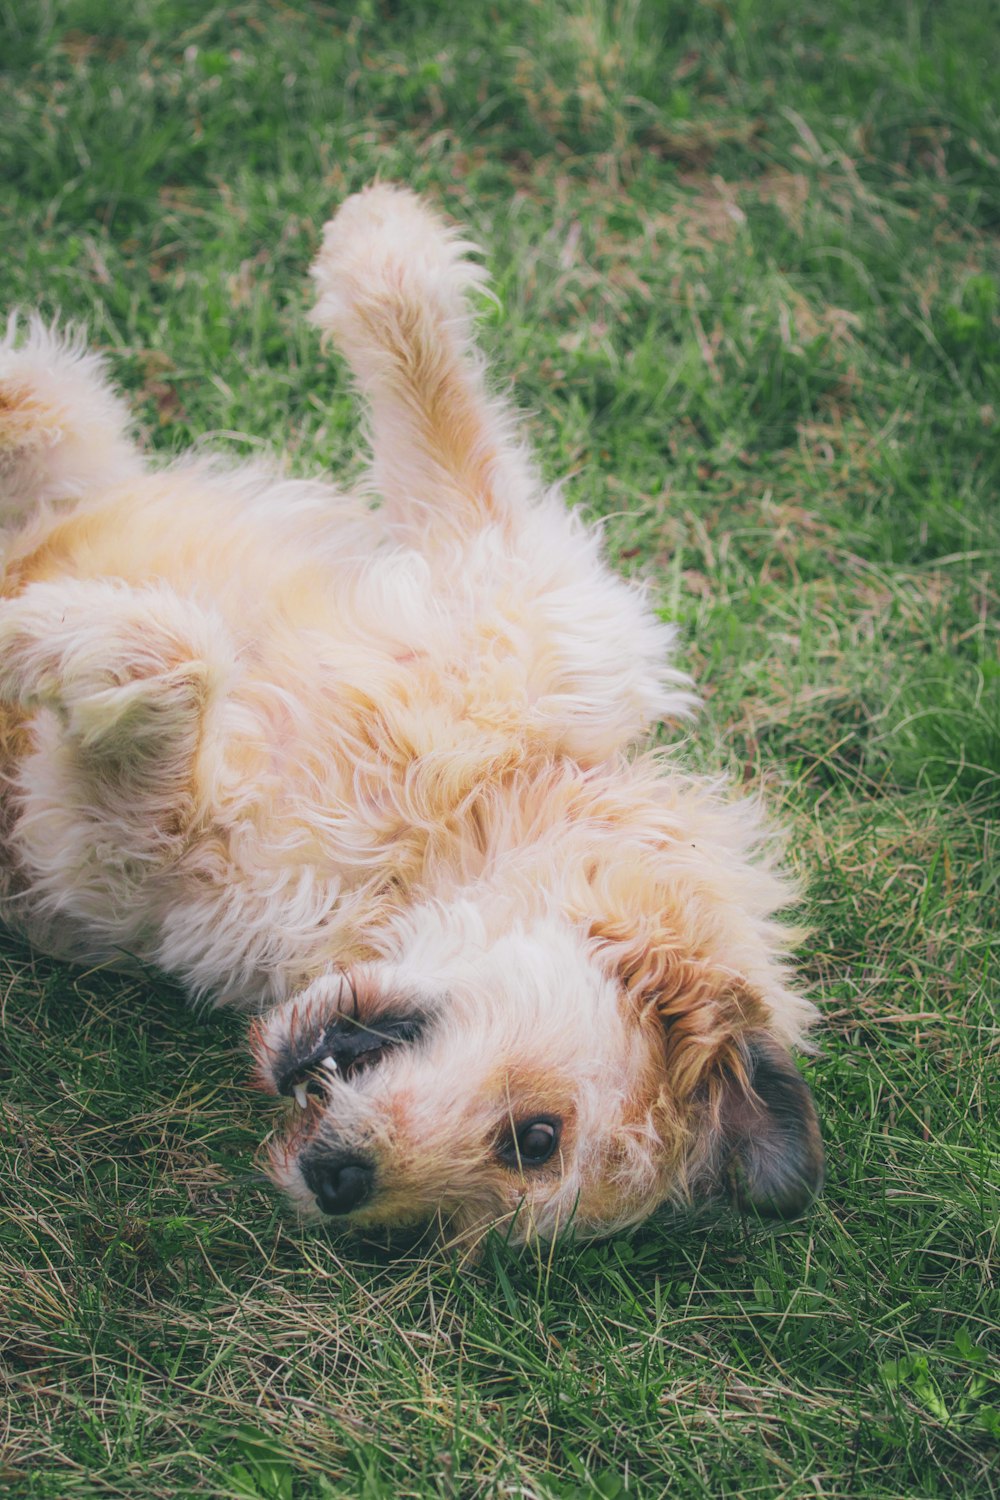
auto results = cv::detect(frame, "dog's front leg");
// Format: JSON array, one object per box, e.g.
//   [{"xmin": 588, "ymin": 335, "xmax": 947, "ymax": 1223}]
[
  {"xmin": 0, "ymin": 577, "xmax": 236, "ymax": 940},
  {"xmin": 310, "ymin": 185, "xmax": 537, "ymax": 546}
]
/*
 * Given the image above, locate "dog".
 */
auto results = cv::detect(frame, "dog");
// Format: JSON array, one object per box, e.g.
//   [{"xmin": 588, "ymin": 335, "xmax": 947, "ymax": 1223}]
[{"xmin": 0, "ymin": 185, "xmax": 822, "ymax": 1249}]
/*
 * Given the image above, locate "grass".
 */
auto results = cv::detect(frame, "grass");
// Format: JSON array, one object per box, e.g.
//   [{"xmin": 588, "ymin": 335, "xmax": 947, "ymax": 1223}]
[{"xmin": 1, "ymin": 0, "xmax": 998, "ymax": 1495}]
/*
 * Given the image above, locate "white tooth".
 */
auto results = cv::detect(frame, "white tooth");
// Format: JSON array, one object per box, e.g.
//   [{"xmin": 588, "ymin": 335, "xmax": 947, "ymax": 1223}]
[
  {"xmin": 293, "ymin": 1084, "xmax": 309, "ymax": 1111},
  {"xmin": 320, "ymin": 1056, "xmax": 339, "ymax": 1075}
]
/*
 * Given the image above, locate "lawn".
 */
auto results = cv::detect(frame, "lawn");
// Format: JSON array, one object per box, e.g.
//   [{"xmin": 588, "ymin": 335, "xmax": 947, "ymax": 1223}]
[{"xmin": 1, "ymin": 1, "xmax": 998, "ymax": 1495}]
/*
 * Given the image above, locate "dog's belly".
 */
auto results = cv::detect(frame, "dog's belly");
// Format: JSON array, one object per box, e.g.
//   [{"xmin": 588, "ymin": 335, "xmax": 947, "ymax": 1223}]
[
  {"xmin": 0, "ymin": 456, "xmax": 683, "ymax": 1007},
  {"xmin": 0, "ymin": 466, "xmax": 556, "ymax": 1004},
  {"xmin": 3, "ymin": 464, "xmax": 377, "ymax": 621}
]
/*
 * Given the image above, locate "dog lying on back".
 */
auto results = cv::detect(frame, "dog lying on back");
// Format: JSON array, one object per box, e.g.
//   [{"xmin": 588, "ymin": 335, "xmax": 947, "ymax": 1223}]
[{"xmin": 0, "ymin": 186, "xmax": 822, "ymax": 1247}]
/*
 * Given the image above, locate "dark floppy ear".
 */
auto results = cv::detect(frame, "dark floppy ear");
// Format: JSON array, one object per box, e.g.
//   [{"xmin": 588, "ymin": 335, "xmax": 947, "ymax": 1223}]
[{"xmin": 717, "ymin": 1035, "xmax": 824, "ymax": 1218}]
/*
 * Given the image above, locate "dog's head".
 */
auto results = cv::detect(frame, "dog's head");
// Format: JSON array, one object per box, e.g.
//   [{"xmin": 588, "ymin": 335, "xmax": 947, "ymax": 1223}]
[{"xmin": 251, "ymin": 767, "xmax": 823, "ymax": 1250}]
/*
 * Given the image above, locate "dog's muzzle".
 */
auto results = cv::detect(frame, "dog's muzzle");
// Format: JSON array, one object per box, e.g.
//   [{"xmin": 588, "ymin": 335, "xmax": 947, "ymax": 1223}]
[{"xmin": 274, "ymin": 1009, "xmax": 427, "ymax": 1108}]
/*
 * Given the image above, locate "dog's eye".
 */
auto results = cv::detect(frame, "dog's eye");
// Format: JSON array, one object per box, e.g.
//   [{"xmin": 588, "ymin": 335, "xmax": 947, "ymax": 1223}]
[
  {"xmin": 498, "ymin": 1116, "xmax": 561, "ymax": 1168},
  {"xmin": 341, "ymin": 1045, "xmax": 387, "ymax": 1079}
]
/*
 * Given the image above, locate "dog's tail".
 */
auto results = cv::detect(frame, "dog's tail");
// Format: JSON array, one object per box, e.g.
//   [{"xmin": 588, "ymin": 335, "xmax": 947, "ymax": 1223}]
[
  {"xmin": 310, "ymin": 184, "xmax": 536, "ymax": 542},
  {"xmin": 0, "ymin": 314, "xmax": 142, "ymax": 520}
]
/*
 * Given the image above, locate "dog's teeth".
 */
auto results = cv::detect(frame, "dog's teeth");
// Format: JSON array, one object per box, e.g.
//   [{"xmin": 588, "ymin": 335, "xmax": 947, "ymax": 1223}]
[
  {"xmin": 320, "ymin": 1056, "xmax": 339, "ymax": 1075},
  {"xmin": 293, "ymin": 1083, "xmax": 309, "ymax": 1110}
]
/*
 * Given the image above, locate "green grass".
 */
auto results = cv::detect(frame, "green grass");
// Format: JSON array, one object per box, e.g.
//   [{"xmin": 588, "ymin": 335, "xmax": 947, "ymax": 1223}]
[{"xmin": 1, "ymin": 1, "xmax": 998, "ymax": 1495}]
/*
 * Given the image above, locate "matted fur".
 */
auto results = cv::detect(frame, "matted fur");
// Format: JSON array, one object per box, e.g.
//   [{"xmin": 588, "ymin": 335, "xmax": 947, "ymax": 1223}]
[{"xmin": 0, "ymin": 186, "xmax": 822, "ymax": 1250}]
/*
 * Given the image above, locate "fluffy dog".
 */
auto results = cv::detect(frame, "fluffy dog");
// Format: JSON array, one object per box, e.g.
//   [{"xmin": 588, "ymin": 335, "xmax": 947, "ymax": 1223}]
[{"xmin": 0, "ymin": 185, "xmax": 822, "ymax": 1248}]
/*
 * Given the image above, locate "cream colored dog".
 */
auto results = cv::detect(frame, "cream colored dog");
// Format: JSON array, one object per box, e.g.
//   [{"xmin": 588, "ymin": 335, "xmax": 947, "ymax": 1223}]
[{"xmin": 0, "ymin": 185, "xmax": 822, "ymax": 1248}]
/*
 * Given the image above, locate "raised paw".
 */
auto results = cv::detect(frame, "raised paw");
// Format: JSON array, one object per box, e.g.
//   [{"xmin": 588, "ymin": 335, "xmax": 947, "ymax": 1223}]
[
  {"xmin": 310, "ymin": 183, "xmax": 489, "ymax": 350},
  {"xmin": 0, "ymin": 315, "xmax": 142, "ymax": 510},
  {"xmin": 308, "ymin": 185, "xmax": 531, "ymax": 538}
]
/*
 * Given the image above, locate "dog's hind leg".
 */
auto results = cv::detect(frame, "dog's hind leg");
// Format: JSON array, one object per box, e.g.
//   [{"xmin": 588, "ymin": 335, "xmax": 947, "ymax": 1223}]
[
  {"xmin": 0, "ymin": 318, "xmax": 143, "ymax": 515},
  {"xmin": 0, "ymin": 577, "xmax": 235, "ymax": 949},
  {"xmin": 310, "ymin": 185, "xmax": 536, "ymax": 544}
]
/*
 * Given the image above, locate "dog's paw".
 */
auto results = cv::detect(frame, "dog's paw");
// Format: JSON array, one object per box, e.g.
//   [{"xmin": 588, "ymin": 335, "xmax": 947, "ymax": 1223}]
[
  {"xmin": 0, "ymin": 315, "xmax": 142, "ymax": 511},
  {"xmin": 0, "ymin": 579, "xmax": 232, "ymax": 755},
  {"xmin": 310, "ymin": 183, "xmax": 489, "ymax": 350}
]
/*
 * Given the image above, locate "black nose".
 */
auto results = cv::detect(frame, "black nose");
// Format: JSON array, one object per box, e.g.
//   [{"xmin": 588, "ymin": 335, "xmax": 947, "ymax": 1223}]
[{"xmin": 302, "ymin": 1155, "xmax": 374, "ymax": 1216}]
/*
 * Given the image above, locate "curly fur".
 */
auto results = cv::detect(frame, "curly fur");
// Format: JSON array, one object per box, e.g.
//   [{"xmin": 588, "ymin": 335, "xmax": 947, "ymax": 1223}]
[{"xmin": 0, "ymin": 185, "xmax": 822, "ymax": 1249}]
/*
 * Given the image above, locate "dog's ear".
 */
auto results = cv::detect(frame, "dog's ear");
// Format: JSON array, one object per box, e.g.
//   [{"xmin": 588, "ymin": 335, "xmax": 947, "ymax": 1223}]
[
  {"xmin": 634, "ymin": 958, "xmax": 823, "ymax": 1216},
  {"xmin": 713, "ymin": 1034, "xmax": 824, "ymax": 1218},
  {"xmin": 649, "ymin": 970, "xmax": 824, "ymax": 1217},
  {"xmin": 586, "ymin": 893, "xmax": 822, "ymax": 1216}
]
